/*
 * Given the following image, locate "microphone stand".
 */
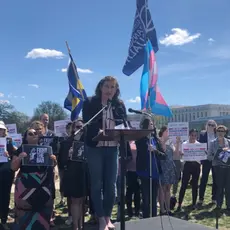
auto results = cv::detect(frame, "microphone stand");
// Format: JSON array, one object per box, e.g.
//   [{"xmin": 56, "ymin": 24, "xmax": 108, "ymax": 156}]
[
  {"xmin": 74, "ymin": 104, "xmax": 109, "ymax": 136},
  {"xmin": 144, "ymin": 110, "xmax": 155, "ymax": 217}
]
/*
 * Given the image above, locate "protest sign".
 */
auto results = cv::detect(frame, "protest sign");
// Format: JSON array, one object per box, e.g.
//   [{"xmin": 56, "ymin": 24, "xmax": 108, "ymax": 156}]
[
  {"xmin": 182, "ymin": 143, "xmax": 207, "ymax": 161},
  {"xmin": 22, "ymin": 145, "xmax": 53, "ymax": 166},
  {"xmin": 0, "ymin": 138, "xmax": 7, "ymax": 163}
]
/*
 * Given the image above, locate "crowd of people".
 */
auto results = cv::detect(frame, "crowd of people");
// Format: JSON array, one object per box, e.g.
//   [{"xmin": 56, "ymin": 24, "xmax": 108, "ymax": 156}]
[{"xmin": 0, "ymin": 76, "xmax": 230, "ymax": 230}]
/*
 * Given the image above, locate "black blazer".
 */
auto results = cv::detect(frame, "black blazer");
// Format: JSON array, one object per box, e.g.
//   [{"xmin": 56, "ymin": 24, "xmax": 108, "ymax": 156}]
[
  {"xmin": 199, "ymin": 131, "xmax": 208, "ymax": 144},
  {"xmin": 82, "ymin": 96, "xmax": 127, "ymax": 147},
  {"xmin": 135, "ymin": 135, "xmax": 164, "ymax": 175}
]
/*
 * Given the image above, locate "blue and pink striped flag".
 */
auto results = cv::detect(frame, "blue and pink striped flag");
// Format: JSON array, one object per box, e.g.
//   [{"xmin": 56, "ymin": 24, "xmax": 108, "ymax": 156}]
[{"xmin": 140, "ymin": 40, "xmax": 172, "ymax": 117}]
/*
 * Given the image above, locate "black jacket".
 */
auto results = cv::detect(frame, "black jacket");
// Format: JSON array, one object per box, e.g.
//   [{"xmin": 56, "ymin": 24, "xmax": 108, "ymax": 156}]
[
  {"xmin": 135, "ymin": 136, "xmax": 164, "ymax": 175},
  {"xmin": 82, "ymin": 96, "xmax": 127, "ymax": 147}
]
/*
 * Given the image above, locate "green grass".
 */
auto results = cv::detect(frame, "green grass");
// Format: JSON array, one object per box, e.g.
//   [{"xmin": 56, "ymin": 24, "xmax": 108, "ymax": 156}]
[{"xmin": 7, "ymin": 177, "xmax": 230, "ymax": 230}]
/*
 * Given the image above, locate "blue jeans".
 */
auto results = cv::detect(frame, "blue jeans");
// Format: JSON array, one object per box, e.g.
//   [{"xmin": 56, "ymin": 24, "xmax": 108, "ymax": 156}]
[{"xmin": 86, "ymin": 146, "xmax": 118, "ymax": 217}]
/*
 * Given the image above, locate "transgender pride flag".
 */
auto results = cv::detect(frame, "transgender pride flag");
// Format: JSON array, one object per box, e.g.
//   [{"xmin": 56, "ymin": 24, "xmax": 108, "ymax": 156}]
[{"xmin": 140, "ymin": 40, "xmax": 172, "ymax": 117}]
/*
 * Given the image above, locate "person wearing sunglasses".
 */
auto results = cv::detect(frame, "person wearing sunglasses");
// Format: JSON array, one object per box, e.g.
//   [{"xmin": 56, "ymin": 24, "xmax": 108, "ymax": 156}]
[
  {"xmin": 11, "ymin": 121, "xmax": 57, "ymax": 230},
  {"xmin": 198, "ymin": 119, "xmax": 217, "ymax": 205},
  {"xmin": 207, "ymin": 125, "xmax": 230, "ymax": 211},
  {"xmin": 0, "ymin": 121, "xmax": 17, "ymax": 229},
  {"xmin": 61, "ymin": 119, "xmax": 88, "ymax": 230},
  {"xmin": 176, "ymin": 129, "xmax": 201, "ymax": 211}
]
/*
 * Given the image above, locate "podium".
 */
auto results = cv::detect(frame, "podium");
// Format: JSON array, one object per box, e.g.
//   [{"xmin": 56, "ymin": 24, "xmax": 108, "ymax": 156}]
[{"xmin": 93, "ymin": 129, "xmax": 153, "ymax": 230}]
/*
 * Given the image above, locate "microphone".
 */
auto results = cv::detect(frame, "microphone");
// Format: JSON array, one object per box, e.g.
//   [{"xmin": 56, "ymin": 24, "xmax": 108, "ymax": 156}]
[
  {"xmin": 128, "ymin": 108, "xmax": 154, "ymax": 118},
  {"xmin": 128, "ymin": 108, "xmax": 143, "ymax": 115}
]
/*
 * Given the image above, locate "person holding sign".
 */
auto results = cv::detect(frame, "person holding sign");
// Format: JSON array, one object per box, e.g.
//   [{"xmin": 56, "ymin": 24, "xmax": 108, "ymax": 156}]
[
  {"xmin": 207, "ymin": 125, "xmax": 230, "ymax": 210},
  {"xmin": 11, "ymin": 127, "xmax": 57, "ymax": 230},
  {"xmin": 0, "ymin": 121, "xmax": 17, "ymax": 229},
  {"xmin": 158, "ymin": 126, "xmax": 181, "ymax": 215},
  {"xmin": 176, "ymin": 129, "xmax": 201, "ymax": 211},
  {"xmin": 63, "ymin": 119, "xmax": 88, "ymax": 230}
]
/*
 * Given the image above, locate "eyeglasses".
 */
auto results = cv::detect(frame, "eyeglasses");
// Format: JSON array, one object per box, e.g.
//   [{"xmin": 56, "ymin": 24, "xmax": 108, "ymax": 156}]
[
  {"xmin": 28, "ymin": 132, "xmax": 37, "ymax": 136},
  {"xmin": 208, "ymin": 124, "xmax": 215, "ymax": 127},
  {"xmin": 217, "ymin": 130, "xmax": 225, "ymax": 133},
  {"xmin": 75, "ymin": 126, "xmax": 83, "ymax": 129}
]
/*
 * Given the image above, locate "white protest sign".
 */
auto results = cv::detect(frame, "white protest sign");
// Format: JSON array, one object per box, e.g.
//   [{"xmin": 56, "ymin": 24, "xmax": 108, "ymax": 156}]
[
  {"xmin": 0, "ymin": 138, "xmax": 7, "ymax": 163},
  {"xmin": 168, "ymin": 122, "xmax": 189, "ymax": 143},
  {"xmin": 182, "ymin": 143, "xmax": 207, "ymax": 161},
  {"xmin": 6, "ymin": 124, "xmax": 17, "ymax": 136},
  {"xmin": 129, "ymin": 120, "xmax": 140, "ymax": 129},
  {"xmin": 11, "ymin": 134, "xmax": 22, "ymax": 148},
  {"xmin": 54, "ymin": 120, "xmax": 71, "ymax": 137}
]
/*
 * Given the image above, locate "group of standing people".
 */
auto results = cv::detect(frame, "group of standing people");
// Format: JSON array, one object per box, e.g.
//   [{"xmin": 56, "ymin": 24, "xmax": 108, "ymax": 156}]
[{"xmin": 0, "ymin": 75, "xmax": 230, "ymax": 230}]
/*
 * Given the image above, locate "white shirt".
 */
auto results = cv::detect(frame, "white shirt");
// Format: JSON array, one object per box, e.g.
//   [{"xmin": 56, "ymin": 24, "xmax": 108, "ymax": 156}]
[
  {"xmin": 182, "ymin": 140, "xmax": 201, "ymax": 164},
  {"xmin": 207, "ymin": 132, "xmax": 215, "ymax": 149}
]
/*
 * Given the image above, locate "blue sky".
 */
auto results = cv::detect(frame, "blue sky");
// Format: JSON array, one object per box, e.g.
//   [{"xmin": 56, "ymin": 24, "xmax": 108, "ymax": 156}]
[{"xmin": 0, "ymin": 0, "xmax": 230, "ymax": 116}]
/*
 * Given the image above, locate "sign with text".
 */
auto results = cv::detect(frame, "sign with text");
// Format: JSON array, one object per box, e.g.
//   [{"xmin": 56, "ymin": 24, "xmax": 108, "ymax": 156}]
[
  {"xmin": 6, "ymin": 124, "xmax": 17, "ymax": 136},
  {"xmin": 11, "ymin": 134, "xmax": 22, "ymax": 148},
  {"xmin": 0, "ymin": 138, "xmax": 7, "ymax": 163},
  {"xmin": 168, "ymin": 122, "xmax": 189, "ymax": 143},
  {"xmin": 182, "ymin": 143, "xmax": 207, "ymax": 161},
  {"xmin": 70, "ymin": 141, "xmax": 85, "ymax": 162},
  {"xmin": 214, "ymin": 148, "xmax": 230, "ymax": 166},
  {"xmin": 54, "ymin": 120, "xmax": 71, "ymax": 137},
  {"xmin": 22, "ymin": 145, "xmax": 53, "ymax": 166}
]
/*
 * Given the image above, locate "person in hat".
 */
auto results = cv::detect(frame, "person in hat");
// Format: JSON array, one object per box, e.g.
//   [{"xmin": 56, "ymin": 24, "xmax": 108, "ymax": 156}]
[{"xmin": 0, "ymin": 121, "xmax": 17, "ymax": 229}]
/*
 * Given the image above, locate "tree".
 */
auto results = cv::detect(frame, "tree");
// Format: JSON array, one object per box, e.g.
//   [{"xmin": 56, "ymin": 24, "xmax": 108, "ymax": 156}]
[
  {"xmin": 0, "ymin": 102, "xmax": 14, "ymax": 121},
  {"xmin": 32, "ymin": 101, "xmax": 69, "ymax": 130},
  {"xmin": 0, "ymin": 102, "xmax": 30, "ymax": 133},
  {"xmin": 6, "ymin": 111, "xmax": 30, "ymax": 133}
]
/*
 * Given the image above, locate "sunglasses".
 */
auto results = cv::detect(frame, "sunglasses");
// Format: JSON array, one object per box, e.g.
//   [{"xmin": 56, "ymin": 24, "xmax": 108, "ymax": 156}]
[
  {"xmin": 75, "ymin": 126, "xmax": 83, "ymax": 129},
  {"xmin": 208, "ymin": 124, "xmax": 215, "ymax": 127},
  {"xmin": 28, "ymin": 132, "xmax": 37, "ymax": 136},
  {"xmin": 217, "ymin": 130, "xmax": 225, "ymax": 133}
]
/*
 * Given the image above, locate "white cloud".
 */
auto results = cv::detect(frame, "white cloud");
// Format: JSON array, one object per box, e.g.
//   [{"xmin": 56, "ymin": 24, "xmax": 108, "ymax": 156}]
[
  {"xmin": 28, "ymin": 84, "xmax": 39, "ymax": 88},
  {"xmin": 25, "ymin": 48, "xmax": 65, "ymax": 59},
  {"xmin": 0, "ymin": 93, "xmax": 4, "ymax": 97},
  {"xmin": 208, "ymin": 38, "xmax": 215, "ymax": 43},
  {"xmin": 60, "ymin": 67, "xmax": 93, "ymax": 74},
  {"xmin": 0, "ymin": 100, "xmax": 10, "ymax": 104},
  {"xmin": 160, "ymin": 28, "xmax": 201, "ymax": 46},
  {"xmin": 77, "ymin": 68, "xmax": 93, "ymax": 74},
  {"xmin": 127, "ymin": 96, "xmax": 141, "ymax": 103}
]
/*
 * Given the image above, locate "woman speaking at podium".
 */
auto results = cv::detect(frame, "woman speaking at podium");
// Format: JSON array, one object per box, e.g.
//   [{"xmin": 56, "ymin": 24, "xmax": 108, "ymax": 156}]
[{"xmin": 82, "ymin": 76, "xmax": 127, "ymax": 230}]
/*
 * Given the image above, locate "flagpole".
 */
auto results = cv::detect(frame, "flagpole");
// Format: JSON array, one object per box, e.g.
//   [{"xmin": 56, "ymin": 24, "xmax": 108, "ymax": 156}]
[
  {"xmin": 144, "ymin": 0, "xmax": 153, "ymax": 218},
  {"xmin": 65, "ymin": 41, "xmax": 84, "ymax": 100}
]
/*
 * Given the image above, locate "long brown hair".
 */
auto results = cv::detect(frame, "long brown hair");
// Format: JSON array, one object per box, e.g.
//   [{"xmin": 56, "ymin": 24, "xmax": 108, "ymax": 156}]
[{"xmin": 95, "ymin": 76, "xmax": 120, "ymax": 100}]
